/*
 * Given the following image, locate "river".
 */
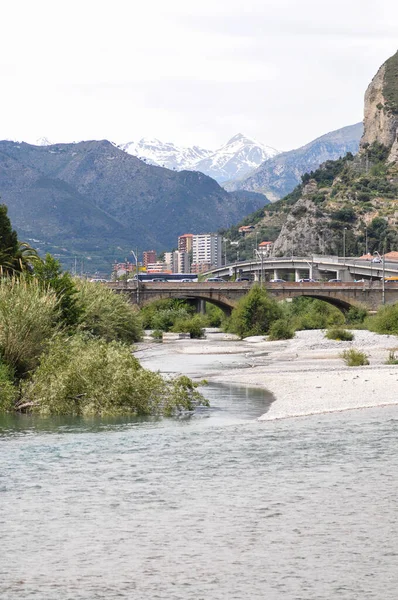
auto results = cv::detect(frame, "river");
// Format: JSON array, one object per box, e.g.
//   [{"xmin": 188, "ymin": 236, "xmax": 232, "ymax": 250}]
[{"xmin": 1, "ymin": 341, "xmax": 398, "ymax": 599}]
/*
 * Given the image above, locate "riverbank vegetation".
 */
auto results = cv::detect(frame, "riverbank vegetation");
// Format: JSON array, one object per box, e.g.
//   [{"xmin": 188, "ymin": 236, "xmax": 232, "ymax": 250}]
[
  {"xmin": 340, "ymin": 348, "xmax": 369, "ymax": 366},
  {"xmin": 224, "ymin": 285, "xmax": 359, "ymax": 339},
  {"xmin": 0, "ymin": 204, "xmax": 207, "ymax": 416},
  {"xmin": 325, "ymin": 328, "xmax": 354, "ymax": 341},
  {"xmin": 141, "ymin": 298, "xmax": 224, "ymax": 338}
]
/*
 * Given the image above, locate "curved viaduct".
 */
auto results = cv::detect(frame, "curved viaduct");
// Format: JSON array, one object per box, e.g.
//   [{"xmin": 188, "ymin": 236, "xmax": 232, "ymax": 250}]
[{"xmin": 108, "ymin": 281, "xmax": 398, "ymax": 314}]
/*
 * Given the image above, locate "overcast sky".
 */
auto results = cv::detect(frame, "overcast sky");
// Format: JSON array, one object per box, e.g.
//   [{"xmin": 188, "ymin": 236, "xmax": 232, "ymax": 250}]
[{"xmin": 1, "ymin": 0, "xmax": 397, "ymax": 151}]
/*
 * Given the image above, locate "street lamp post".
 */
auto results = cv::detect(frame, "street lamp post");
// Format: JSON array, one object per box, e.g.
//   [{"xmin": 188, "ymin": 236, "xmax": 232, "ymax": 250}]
[
  {"xmin": 343, "ymin": 227, "xmax": 347, "ymax": 265},
  {"xmin": 254, "ymin": 249, "xmax": 264, "ymax": 287},
  {"xmin": 131, "ymin": 249, "xmax": 139, "ymax": 304},
  {"xmin": 365, "ymin": 225, "xmax": 368, "ymax": 255},
  {"xmin": 382, "ymin": 252, "xmax": 386, "ymax": 305},
  {"xmin": 223, "ymin": 237, "xmax": 227, "ymax": 266}
]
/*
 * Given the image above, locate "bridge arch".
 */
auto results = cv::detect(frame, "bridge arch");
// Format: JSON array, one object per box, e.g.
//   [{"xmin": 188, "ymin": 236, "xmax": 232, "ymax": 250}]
[
  {"xmin": 138, "ymin": 293, "xmax": 236, "ymax": 316},
  {"xmin": 281, "ymin": 292, "xmax": 354, "ymax": 313}
]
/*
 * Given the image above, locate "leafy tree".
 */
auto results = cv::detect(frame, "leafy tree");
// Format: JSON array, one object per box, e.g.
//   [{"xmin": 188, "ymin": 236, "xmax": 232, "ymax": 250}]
[
  {"xmin": 228, "ymin": 285, "xmax": 282, "ymax": 337},
  {"xmin": 75, "ymin": 278, "xmax": 142, "ymax": 343},
  {"xmin": 34, "ymin": 254, "xmax": 81, "ymax": 328},
  {"xmin": 268, "ymin": 319, "xmax": 295, "ymax": 340},
  {"xmin": 284, "ymin": 297, "xmax": 344, "ymax": 329},
  {"xmin": 0, "ymin": 204, "xmax": 19, "ymax": 274},
  {"xmin": 367, "ymin": 303, "xmax": 398, "ymax": 335}
]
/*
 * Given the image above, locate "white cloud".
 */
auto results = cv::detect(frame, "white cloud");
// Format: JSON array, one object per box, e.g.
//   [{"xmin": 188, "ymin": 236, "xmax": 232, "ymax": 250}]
[{"xmin": 0, "ymin": 0, "xmax": 397, "ymax": 150}]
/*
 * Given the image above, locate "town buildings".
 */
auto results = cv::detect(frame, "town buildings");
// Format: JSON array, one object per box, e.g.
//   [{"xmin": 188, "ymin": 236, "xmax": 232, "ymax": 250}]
[
  {"xmin": 191, "ymin": 233, "xmax": 222, "ymax": 272},
  {"xmin": 142, "ymin": 232, "xmax": 222, "ymax": 275},
  {"xmin": 143, "ymin": 250, "xmax": 157, "ymax": 268},
  {"xmin": 178, "ymin": 234, "xmax": 193, "ymax": 254}
]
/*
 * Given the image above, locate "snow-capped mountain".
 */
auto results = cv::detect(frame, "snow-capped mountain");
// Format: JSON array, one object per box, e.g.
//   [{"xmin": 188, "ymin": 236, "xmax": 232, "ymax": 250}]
[
  {"xmin": 119, "ymin": 138, "xmax": 211, "ymax": 171},
  {"xmin": 35, "ymin": 137, "xmax": 53, "ymax": 146},
  {"xmin": 193, "ymin": 134, "xmax": 279, "ymax": 183},
  {"xmin": 120, "ymin": 133, "xmax": 279, "ymax": 183}
]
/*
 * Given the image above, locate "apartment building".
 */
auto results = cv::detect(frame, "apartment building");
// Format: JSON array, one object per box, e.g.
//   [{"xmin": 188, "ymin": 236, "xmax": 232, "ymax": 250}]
[
  {"xmin": 192, "ymin": 233, "xmax": 222, "ymax": 270},
  {"xmin": 178, "ymin": 234, "xmax": 193, "ymax": 254},
  {"xmin": 143, "ymin": 250, "xmax": 157, "ymax": 268},
  {"xmin": 164, "ymin": 250, "xmax": 190, "ymax": 273}
]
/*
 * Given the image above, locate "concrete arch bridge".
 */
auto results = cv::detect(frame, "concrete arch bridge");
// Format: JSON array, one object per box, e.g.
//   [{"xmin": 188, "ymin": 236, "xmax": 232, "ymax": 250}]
[{"xmin": 108, "ymin": 281, "xmax": 398, "ymax": 315}]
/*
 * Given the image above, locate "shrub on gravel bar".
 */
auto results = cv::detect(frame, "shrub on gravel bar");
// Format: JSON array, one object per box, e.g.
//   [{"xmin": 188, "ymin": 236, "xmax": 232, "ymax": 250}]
[
  {"xmin": 325, "ymin": 328, "xmax": 354, "ymax": 341},
  {"xmin": 340, "ymin": 348, "xmax": 369, "ymax": 366}
]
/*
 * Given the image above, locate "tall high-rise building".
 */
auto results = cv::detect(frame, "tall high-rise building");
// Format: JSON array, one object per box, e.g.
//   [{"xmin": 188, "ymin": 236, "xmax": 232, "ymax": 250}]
[
  {"xmin": 177, "ymin": 251, "xmax": 190, "ymax": 273},
  {"xmin": 164, "ymin": 251, "xmax": 178, "ymax": 273},
  {"xmin": 164, "ymin": 250, "xmax": 190, "ymax": 273},
  {"xmin": 178, "ymin": 234, "xmax": 193, "ymax": 254},
  {"xmin": 192, "ymin": 233, "xmax": 222, "ymax": 270},
  {"xmin": 143, "ymin": 250, "xmax": 157, "ymax": 268}
]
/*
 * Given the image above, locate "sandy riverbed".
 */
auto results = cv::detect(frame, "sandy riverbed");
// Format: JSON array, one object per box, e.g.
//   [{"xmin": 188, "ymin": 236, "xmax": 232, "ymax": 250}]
[{"xmin": 137, "ymin": 329, "xmax": 398, "ymax": 420}]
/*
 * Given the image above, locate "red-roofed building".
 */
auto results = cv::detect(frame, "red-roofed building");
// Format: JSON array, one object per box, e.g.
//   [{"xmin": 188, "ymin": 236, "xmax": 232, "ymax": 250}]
[
  {"xmin": 238, "ymin": 225, "xmax": 255, "ymax": 235},
  {"xmin": 178, "ymin": 234, "xmax": 193, "ymax": 253},
  {"xmin": 357, "ymin": 253, "xmax": 373, "ymax": 261},
  {"xmin": 258, "ymin": 241, "xmax": 273, "ymax": 257},
  {"xmin": 384, "ymin": 251, "xmax": 398, "ymax": 261}
]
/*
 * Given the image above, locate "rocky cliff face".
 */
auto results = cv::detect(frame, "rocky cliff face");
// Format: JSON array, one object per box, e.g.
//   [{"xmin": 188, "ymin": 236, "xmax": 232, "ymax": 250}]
[
  {"xmin": 271, "ymin": 183, "xmax": 332, "ymax": 256},
  {"xmin": 360, "ymin": 51, "xmax": 398, "ymax": 164},
  {"xmin": 224, "ymin": 51, "xmax": 398, "ymax": 260}
]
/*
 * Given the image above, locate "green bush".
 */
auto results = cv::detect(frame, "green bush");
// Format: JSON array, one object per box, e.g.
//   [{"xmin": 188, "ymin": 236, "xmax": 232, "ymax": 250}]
[
  {"xmin": 75, "ymin": 279, "xmax": 142, "ymax": 343},
  {"xmin": 34, "ymin": 254, "xmax": 82, "ymax": 328},
  {"xmin": 385, "ymin": 350, "xmax": 398, "ymax": 365},
  {"xmin": 268, "ymin": 319, "xmax": 295, "ymax": 340},
  {"xmin": 228, "ymin": 285, "xmax": 282, "ymax": 338},
  {"xmin": 325, "ymin": 328, "xmax": 354, "ymax": 341},
  {"xmin": 0, "ymin": 276, "xmax": 60, "ymax": 376},
  {"xmin": 151, "ymin": 307, "xmax": 192, "ymax": 332},
  {"xmin": 286, "ymin": 297, "xmax": 345, "ymax": 330},
  {"xmin": 172, "ymin": 314, "xmax": 206, "ymax": 338},
  {"xmin": 367, "ymin": 303, "xmax": 398, "ymax": 335},
  {"xmin": 340, "ymin": 348, "xmax": 369, "ymax": 366},
  {"xmin": 346, "ymin": 306, "xmax": 368, "ymax": 325},
  {"xmin": 140, "ymin": 299, "xmax": 194, "ymax": 331},
  {"xmin": 21, "ymin": 334, "xmax": 208, "ymax": 416},
  {"xmin": 150, "ymin": 329, "xmax": 163, "ymax": 341},
  {"xmin": 0, "ymin": 362, "xmax": 18, "ymax": 412},
  {"xmin": 205, "ymin": 303, "xmax": 224, "ymax": 327}
]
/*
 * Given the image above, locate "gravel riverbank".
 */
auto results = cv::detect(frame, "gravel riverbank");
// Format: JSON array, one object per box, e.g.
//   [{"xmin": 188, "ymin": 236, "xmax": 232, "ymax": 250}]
[{"xmin": 136, "ymin": 329, "xmax": 398, "ymax": 420}]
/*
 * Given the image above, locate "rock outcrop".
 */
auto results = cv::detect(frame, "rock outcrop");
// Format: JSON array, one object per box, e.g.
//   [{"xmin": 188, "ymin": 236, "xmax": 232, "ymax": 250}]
[
  {"xmin": 271, "ymin": 190, "xmax": 331, "ymax": 257},
  {"xmin": 360, "ymin": 50, "xmax": 398, "ymax": 164}
]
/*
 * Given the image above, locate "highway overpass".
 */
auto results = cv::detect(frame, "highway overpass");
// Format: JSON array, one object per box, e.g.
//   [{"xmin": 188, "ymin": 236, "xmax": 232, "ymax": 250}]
[{"xmin": 203, "ymin": 255, "xmax": 398, "ymax": 282}]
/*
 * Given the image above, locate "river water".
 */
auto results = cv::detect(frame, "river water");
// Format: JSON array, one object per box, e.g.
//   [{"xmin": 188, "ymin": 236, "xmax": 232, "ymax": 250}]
[{"xmin": 1, "ymin": 343, "xmax": 398, "ymax": 599}]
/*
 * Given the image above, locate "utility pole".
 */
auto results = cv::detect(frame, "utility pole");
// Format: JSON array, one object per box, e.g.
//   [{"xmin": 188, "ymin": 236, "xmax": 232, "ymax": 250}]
[
  {"xmin": 254, "ymin": 249, "xmax": 264, "ymax": 287},
  {"xmin": 131, "ymin": 249, "xmax": 139, "ymax": 304},
  {"xmin": 365, "ymin": 225, "xmax": 368, "ymax": 255},
  {"xmin": 382, "ymin": 245, "xmax": 386, "ymax": 305},
  {"xmin": 343, "ymin": 227, "xmax": 347, "ymax": 265}
]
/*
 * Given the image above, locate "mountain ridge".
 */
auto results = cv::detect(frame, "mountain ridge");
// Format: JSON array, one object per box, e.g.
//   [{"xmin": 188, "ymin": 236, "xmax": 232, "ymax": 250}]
[
  {"xmin": 0, "ymin": 139, "xmax": 267, "ymax": 271},
  {"xmin": 120, "ymin": 133, "xmax": 278, "ymax": 183},
  {"xmin": 224, "ymin": 123, "xmax": 363, "ymax": 201},
  {"xmin": 222, "ymin": 51, "xmax": 398, "ymax": 261}
]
